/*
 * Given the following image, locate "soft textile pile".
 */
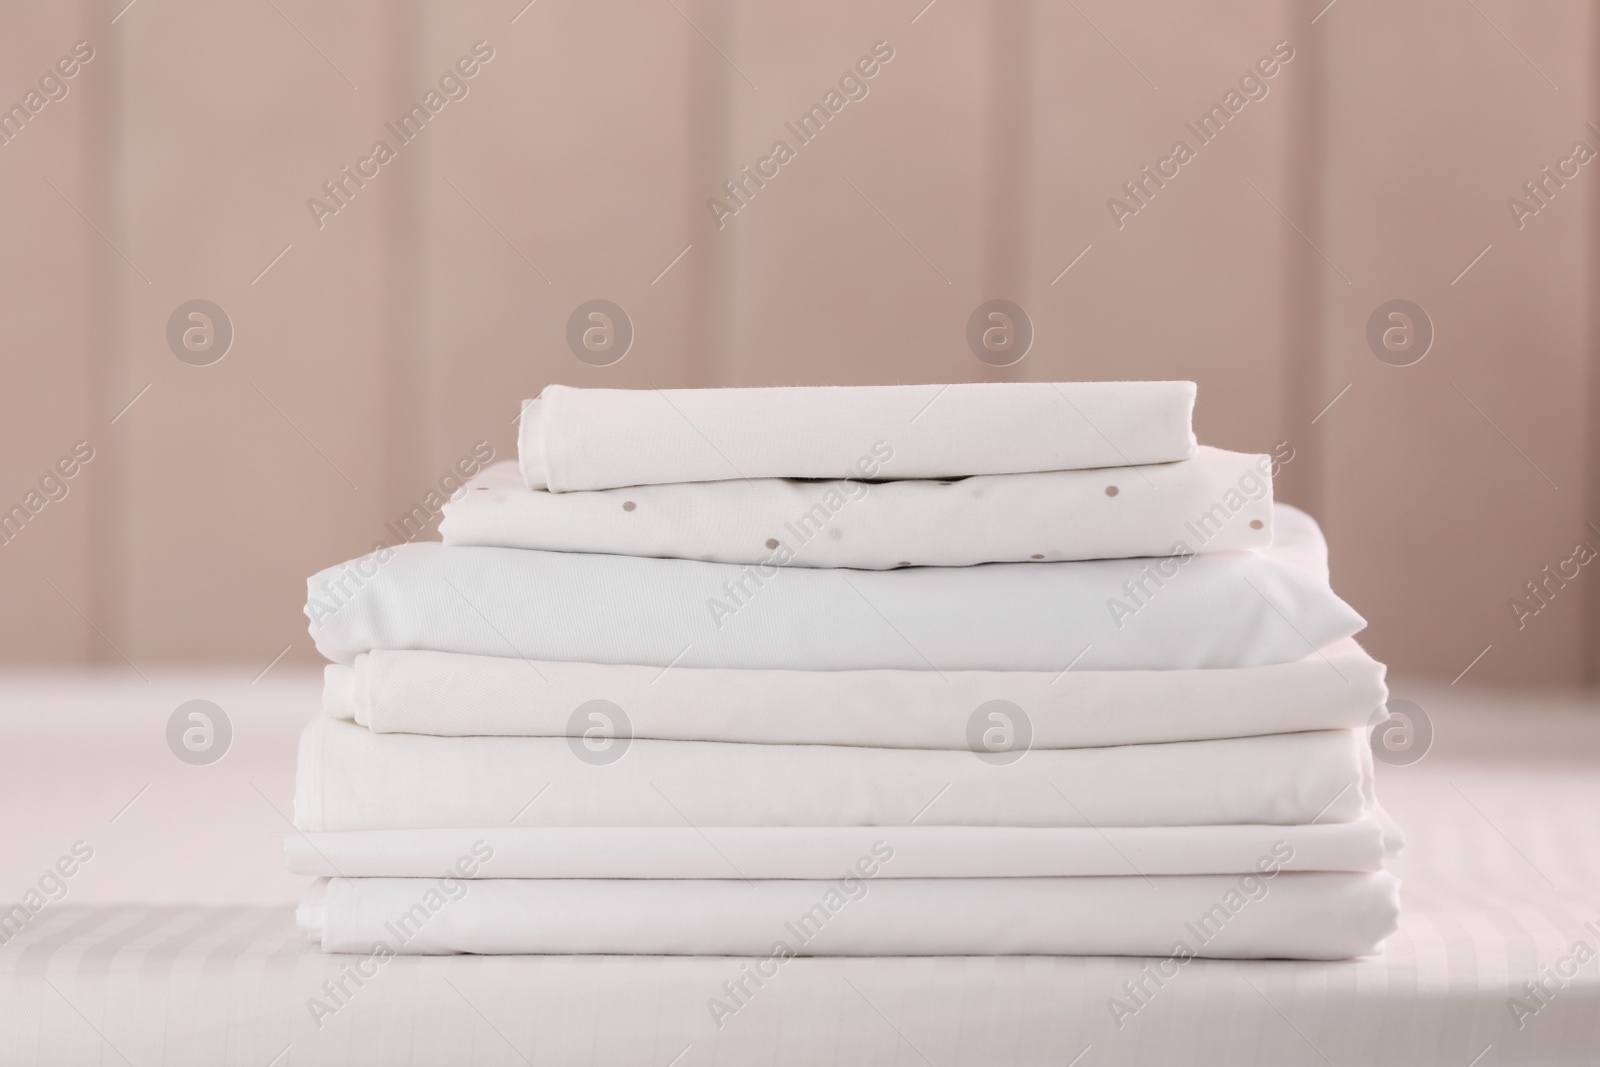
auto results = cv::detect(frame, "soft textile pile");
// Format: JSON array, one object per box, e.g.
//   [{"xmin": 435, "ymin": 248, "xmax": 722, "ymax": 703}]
[{"xmin": 291, "ymin": 382, "xmax": 1401, "ymax": 959}]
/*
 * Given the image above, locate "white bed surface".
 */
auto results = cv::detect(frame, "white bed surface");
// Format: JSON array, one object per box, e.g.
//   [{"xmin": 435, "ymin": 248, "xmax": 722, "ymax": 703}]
[{"xmin": 2, "ymin": 671, "xmax": 1598, "ymax": 1065}]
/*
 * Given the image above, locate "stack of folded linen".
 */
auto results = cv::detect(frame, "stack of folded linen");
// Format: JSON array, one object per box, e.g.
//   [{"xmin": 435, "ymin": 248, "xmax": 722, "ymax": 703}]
[{"xmin": 290, "ymin": 382, "xmax": 1401, "ymax": 960}]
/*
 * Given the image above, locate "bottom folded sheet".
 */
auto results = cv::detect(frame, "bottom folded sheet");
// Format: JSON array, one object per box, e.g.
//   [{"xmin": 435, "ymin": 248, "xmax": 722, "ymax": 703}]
[
  {"xmin": 285, "ymin": 820, "xmax": 1401, "ymax": 879},
  {"xmin": 299, "ymin": 871, "xmax": 1400, "ymax": 959}
]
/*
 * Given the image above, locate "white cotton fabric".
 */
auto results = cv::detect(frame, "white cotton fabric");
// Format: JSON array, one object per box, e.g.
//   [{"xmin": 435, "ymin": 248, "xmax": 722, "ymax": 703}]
[
  {"xmin": 293, "ymin": 715, "xmax": 1372, "ymax": 832},
  {"xmin": 323, "ymin": 638, "xmax": 1385, "ymax": 749},
  {"xmin": 284, "ymin": 819, "xmax": 1400, "ymax": 880},
  {"xmin": 519, "ymin": 381, "xmax": 1198, "ymax": 492},
  {"xmin": 305, "ymin": 503, "xmax": 1362, "ymax": 672},
  {"xmin": 298, "ymin": 871, "xmax": 1401, "ymax": 959},
  {"xmin": 444, "ymin": 447, "xmax": 1274, "ymax": 568}
]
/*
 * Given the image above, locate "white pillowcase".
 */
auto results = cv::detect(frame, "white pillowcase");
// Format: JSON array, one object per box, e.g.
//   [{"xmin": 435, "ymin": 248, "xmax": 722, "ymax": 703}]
[
  {"xmin": 519, "ymin": 381, "xmax": 1197, "ymax": 491},
  {"xmin": 446, "ymin": 447, "xmax": 1275, "ymax": 568},
  {"xmin": 305, "ymin": 503, "xmax": 1363, "ymax": 672}
]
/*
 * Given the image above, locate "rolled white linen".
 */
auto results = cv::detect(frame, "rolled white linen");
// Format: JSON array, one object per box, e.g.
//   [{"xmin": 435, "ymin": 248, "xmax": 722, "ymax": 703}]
[
  {"xmin": 322, "ymin": 638, "xmax": 1385, "ymax": 749},
  {"xmin": 518, "ymin": 381, "xmax": 1198, "ymax": 492},
  {"xmin": 447, "ymin": 447, "xmax": 1275, "ymax": 568},
  {"xmin": 293, "ymin": 715, "xmax": 1372, "ymax": 832},
  {"xmin": 284, "ymin": 819, "xmax": 1400, "ymax": 879},
  {"xmin": 298, "ymin": 871, "xmax": 1401, "ymax": 959},
  {"xmin": 305, "ymin": 504, "xmax": 1363, "ymax": 672}
]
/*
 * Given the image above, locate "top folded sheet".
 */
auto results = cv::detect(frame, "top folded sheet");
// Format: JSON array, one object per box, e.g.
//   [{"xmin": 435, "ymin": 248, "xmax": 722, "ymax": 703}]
[{"xmin": 518, "ymin": 381, "xmax": 1198, "ymax": 491}]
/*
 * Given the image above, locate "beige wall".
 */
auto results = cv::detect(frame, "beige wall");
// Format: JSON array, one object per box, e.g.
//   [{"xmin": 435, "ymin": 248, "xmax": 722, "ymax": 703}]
[{"xmin": 0, "ymin": 0, "xmax": 1594, "ymax": 686}]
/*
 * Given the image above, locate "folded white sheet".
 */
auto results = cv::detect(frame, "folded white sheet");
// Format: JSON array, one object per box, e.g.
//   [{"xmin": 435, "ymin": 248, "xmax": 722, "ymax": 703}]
[
  {"xmin": 306, "ymin": 503, "xmax": 1362, "ymax": 672},
  {"xmin": 449, "ymin": 447, "xmax": 1273, "ymax": 568},
  {"xmin": 294, "ymin": 715, "xmax": 1372, "ymax": 832},
  {"xmin": 284, "ymin": 819, "xmax": 1400, "ymax": 879},
  {"xmin": 324, "ymin": 637, "xmax": 1385, "ymax": 749},
  {"xmin": 299, "ymin": 871, "xmax": 1400, "ymax": 958},
  {"xmin": 519, "ymin": 382, "xmax": 1198, "ymax": 491}
]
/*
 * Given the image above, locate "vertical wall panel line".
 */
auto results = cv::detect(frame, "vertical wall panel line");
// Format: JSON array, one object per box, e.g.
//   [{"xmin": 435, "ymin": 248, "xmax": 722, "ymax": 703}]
[
  {"xmin": 682, "ymin": 0, "xmax": 736, "ymax": 388},
  {"xmin": 979, "ymin": 0, "xmax": 1035, "ymax": 383},
  {"xmin": 1585, "ymin": 1, "xmax": 1600, "ymax": 686},
  {"xmin": 379, "ymin": 0, "xmax": 431, "ymax": 525},
  {"xmin": 85, "ymin": 0, "xmax": 128, "ymax": 664},
  {"xmin": 1276, "ymin": 0, "xmax": 1327, "ymax": 517}
]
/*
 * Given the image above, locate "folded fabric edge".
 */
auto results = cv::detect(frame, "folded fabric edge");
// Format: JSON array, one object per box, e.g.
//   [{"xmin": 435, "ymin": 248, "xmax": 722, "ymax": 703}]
[
  {"xmin": 284, "ymin": 819, "xmax": 1397, "ymax": 878},
  {"xmin": 319, "ymin": 638, "xmax": 1387, "ymax": 748},
  {"xmin": 516, "ymin": 397, "xmax": 547, "ymax": 490},
  {"xmin": 297, "ymin": 877, "xmax": 328, "ymax": 946},
  {"xmin": 298, "ymin": 869, "xmax": 1399, "ymax": 959}
]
